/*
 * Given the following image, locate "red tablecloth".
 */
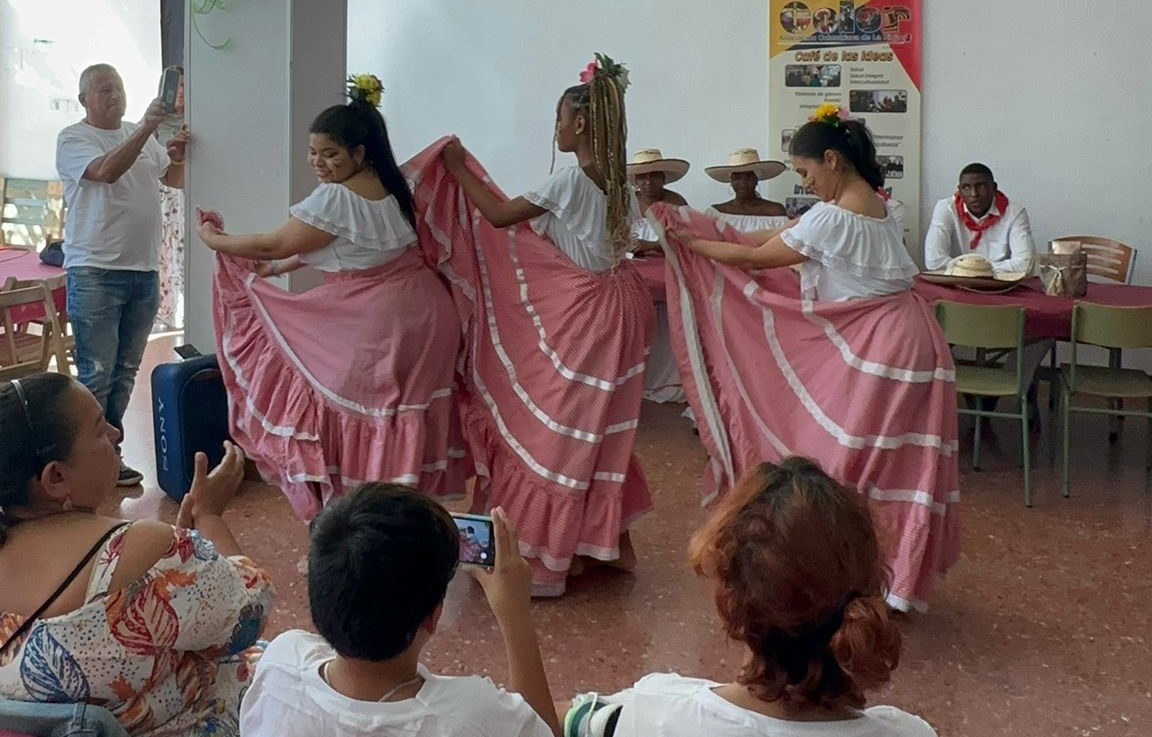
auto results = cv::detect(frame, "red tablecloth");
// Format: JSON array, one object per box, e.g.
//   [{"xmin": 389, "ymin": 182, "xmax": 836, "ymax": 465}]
[
  {"xmin": 912, "ymin": 277, "xmax": 1152, "ymax": 340},
  {"xmin": 637, "ymin": 259, "xmax": 1152, "ymax": 341},
  {"xmin": 0, "ymin": 248, "xmax": 66, "ymax": 323},
  {"xmin": 630, "ymin": 254, "xmax": 667, "ymax": 302}
]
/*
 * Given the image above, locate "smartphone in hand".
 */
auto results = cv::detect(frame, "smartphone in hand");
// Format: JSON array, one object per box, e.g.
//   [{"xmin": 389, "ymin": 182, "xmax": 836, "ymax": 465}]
[
  {"xmin": 451, "ymin": 513, "xmax": 495, "ymax": 567},
  {"xmin": 159, "ymin": 66, "xmax": 182, "ymax": 114}
]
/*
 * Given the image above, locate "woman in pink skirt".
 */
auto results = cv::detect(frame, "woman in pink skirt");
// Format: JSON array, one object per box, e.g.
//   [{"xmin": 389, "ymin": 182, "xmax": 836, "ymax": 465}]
[
  {"xmin": 654, "ymin": 108, "xmax": 959, "ymax": 610},
  {"xmin": 197, "ymin": 78, "xmax": 465, "ymax": 520},
  {"xmin": 410, "ymin": 54, "xmax": 654, "ymax": 596}
]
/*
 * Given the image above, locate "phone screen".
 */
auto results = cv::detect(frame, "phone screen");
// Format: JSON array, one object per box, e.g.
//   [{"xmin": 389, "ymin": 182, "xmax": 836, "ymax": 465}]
[
  {"xmin": 160, "ymin": 67, "xmax": 181, "ymax": 114},
  {"xmin": 451, "ymin": 514, "xmax": 495, "ymax": 567}
]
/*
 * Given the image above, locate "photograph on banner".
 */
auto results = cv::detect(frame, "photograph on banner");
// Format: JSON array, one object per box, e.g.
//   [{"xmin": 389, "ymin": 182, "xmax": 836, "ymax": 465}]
[{"xmin": 767, "ymin": 0, "xmax": 921, "ymax": 253}]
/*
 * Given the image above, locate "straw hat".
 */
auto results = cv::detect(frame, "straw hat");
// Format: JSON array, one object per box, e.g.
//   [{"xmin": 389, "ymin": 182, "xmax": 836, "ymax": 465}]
[
  {"xmin": 626, "ymin": 148, "xmax": 690, "ymax": 184},
  {"xmin": 705, "ymin": 148, "xmax": 787, "ymax": 182}
]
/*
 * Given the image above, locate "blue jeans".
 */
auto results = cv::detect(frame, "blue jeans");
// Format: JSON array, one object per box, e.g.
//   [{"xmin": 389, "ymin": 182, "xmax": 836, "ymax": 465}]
[
  {"xmin": 67, "ymin": 267, "xmax": 159, "ymax": 445},
  {"xmin": 0, "ymin": 699, "xmax": 130, "ymax": 736}
]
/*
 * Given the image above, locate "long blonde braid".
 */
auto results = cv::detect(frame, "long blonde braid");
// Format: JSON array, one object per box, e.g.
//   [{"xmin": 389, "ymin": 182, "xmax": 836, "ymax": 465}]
[
  {"xmin": 587, "ymin": 75, "xmax": 631, "ymax": 263},
  {"xmin": 558, "ymin": 63, "xmax": 631, "ymax": 264}
]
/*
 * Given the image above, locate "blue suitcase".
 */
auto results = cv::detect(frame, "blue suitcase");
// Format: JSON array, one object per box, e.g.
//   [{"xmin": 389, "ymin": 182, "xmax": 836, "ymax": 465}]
[{"xmin": 150, "ymin": 350, "xmax": 230, "ymax": 501}]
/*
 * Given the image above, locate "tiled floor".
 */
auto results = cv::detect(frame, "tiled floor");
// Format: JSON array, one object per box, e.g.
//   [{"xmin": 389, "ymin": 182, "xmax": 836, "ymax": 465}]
[{"xmin": 105, "ymin": 335, "xmax": 1152, "ymax": 736}]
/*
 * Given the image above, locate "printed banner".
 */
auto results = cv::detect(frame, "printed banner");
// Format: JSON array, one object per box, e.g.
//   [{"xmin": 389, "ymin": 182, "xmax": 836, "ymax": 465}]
[{"xmin": 768, "ymin": 0, "xmax": 921, "ymax": 256}]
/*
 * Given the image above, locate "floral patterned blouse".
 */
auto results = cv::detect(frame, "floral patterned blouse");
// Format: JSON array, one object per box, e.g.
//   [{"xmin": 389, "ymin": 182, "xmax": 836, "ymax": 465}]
[{"xmin": 0, "ymin": 525, "xmax": 274, "ymax": 737}]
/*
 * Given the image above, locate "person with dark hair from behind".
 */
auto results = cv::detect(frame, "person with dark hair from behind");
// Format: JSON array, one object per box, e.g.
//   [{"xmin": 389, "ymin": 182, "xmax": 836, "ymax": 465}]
[
  {"xmin": 563, "ymin": 458, "xmax": 937, "ymax": 737},
  {"xmin": 671, "ymin": 104, "xmax": 918, "ymax": 301},
  {"xmin": 239, "ymin": 485, "xmax": 560, "ymax": 737},
  {"xmin": 923, "ymin": 162, "xmax": 1035, "ymax": 276},
  {"xmin": 196, "ymin": 75, "xmax": 464, "ymax": 521},
  {"xmin": 0, "ymin": 373, "xmax": 273, "ymax": 736}
]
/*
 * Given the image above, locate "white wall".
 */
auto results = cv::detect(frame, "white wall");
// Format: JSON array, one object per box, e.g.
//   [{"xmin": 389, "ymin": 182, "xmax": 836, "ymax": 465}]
[
  {"xmin": 183, "ymin": 0, "xmax": 346, "ymax": 350},
  {"xmin": 922, "ymin": 2, "xmax": 1152, "ymax": 285},
  {"xmin": 349, "ymin": 0, "xmax": 1152, "ymax": 285},
  {"xmin": 0, "ymin": 0, "xmax": 160, "ymax": 179},
  {"xmin": 347, "ymin": 0, "xmax": 780, "ymax": 207}
]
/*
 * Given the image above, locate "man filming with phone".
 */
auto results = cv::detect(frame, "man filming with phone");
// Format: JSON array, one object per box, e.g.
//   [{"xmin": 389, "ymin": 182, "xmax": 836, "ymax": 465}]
[{"xmin": 55, "ymin": 63, "xmax": 190, "ymax": 486}]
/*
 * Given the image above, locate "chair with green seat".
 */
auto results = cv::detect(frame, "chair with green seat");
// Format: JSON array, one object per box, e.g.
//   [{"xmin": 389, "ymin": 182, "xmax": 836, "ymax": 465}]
[
  {"xmin": 935, "ymin": 301, "xmax": 1032, "ymax": 505},
  {"xmin": 1060, "ymin": 302, "xmax": 1152, "ymax": 497}
]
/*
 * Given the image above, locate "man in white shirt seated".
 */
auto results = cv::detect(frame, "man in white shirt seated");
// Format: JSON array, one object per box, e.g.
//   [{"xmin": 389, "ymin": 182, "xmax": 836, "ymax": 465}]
[
  {"xmin": 923, "ymin": 163, "xmax": 1034, "ymax": 275},
  {"xmin": 926, "ymin": 163, "xmax": 1045, "ymax": 419}
]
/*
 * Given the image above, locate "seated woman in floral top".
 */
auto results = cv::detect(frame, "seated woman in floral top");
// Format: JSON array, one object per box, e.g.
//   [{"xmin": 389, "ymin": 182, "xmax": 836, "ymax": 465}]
[{"xmin": 0, "ymin": 372, "xmax": 274, "ymax": 737}]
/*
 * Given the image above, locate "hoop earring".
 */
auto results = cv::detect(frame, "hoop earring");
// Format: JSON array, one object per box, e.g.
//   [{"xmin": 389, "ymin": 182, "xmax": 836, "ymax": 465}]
[{"xmin": 61, "ymin": 497, "xmax": 74, "ymax": 512}]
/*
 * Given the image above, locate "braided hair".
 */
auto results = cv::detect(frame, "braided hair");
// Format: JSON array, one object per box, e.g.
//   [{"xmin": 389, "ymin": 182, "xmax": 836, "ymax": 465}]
[{"xmin": 557, "ymin": 73, "xmax": 631, "ymax": 263}]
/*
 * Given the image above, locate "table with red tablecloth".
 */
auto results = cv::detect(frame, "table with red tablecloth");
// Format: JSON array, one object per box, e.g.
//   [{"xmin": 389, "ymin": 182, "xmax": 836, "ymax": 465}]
[
  {"xmin": 912, "ymin": 277, "xmax": 1152, "ymax": 339},
  {"xmin": 635, "ymin": 259, "xmax": 1152, "ymax": 339},
  {"xmin": 627, "ymin": 255, "xmax": 683, "ymax": 402},
  {"xmin": 0, "ymin": 248, "xmax": 66, "ymax": 324},
  {"xmin": 630, "ymin": 254, "xmax": 668, "ymax": 303}
]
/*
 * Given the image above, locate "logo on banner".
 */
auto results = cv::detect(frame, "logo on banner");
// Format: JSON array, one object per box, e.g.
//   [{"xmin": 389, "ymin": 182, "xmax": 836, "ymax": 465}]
[{"xmin": 777, "ymin": 2, "xmax": 914, "ymax": 45}]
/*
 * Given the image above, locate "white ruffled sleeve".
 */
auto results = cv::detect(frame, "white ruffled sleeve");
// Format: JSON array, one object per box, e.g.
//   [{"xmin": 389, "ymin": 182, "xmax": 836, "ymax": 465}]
[
  {"xmin": 523, "ymin": 167, "xmax": 607, "ymax": 243},
  {"xmin": 289, "ymin": 183, "xmax": 416, "ymax": 251},
  {"xmin": 781, "ymin": 202, "xmax": 918, "ymax": 281},
  {"xmin": 523, "ymin": 167, "xmax": 582, "ymax": 220}
]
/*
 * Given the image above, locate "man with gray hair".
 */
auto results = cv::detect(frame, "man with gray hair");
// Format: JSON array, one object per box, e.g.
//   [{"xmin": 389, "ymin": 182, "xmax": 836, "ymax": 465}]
[{"xmin": 55, "ymin": 63, "xmax": 189, "ymax": 486}]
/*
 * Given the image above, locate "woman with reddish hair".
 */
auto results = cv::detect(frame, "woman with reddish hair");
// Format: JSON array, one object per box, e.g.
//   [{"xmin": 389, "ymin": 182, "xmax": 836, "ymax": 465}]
[{"xmin": 563, "ymin": 457, "xmax": 936, "ymax": 736}]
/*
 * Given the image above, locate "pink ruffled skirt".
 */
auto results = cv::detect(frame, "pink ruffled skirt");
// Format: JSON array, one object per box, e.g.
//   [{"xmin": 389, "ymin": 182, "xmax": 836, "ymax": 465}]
[
  {"xmin": 212, "ymin": 249, "xmax": 468, "ymax": 520},
  {"xmin": 408, "ymin": 139, "xmax": 655, "ymax": 595}
]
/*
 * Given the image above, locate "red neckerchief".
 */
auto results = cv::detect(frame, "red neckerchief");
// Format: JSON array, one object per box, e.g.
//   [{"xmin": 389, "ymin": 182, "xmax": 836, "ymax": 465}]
[
  {"xmin": 954, "ymin": 190, "xmax": 1009, "ymax": 250},
  {"xmin": 875, "ymin": 188, "xmax": 891, "ymax": 201}
]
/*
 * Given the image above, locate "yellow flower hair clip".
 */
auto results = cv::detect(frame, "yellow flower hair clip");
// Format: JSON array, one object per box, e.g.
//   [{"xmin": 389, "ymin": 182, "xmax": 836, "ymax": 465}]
[
  {"xmin": 346, "ymin": 73, "xmax": 384, "ymax": 107},
  {"xmin": 809, "ymin": 102, "xmax": 850, "ymax": 126}
]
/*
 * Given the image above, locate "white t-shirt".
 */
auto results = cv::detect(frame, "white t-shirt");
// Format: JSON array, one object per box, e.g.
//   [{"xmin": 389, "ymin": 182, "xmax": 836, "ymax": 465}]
[
  {"xmin": 780, "ymin": 201, "xmax": 918, "ymax": 302},
  {"xmin": 524, "ymin": 166, "xmax": 639, "ymax": 273},
  {"xmin": 239, "ymin": 630, "xmax": 553, "ymax": 737},
  {"xmin": 922, "ymin": 195, "xmax": 1035, "ymax": 275},
  {"xmin": 55, "ymin": 120, "xmax": 171, "ymax": 270},
  {"xmin": 288, "ymin": 183, "xmax": 418, "ymax": 272},
  {"xmin": 598, "ymin": 673, "xmax": 937, "ymax": 737}
]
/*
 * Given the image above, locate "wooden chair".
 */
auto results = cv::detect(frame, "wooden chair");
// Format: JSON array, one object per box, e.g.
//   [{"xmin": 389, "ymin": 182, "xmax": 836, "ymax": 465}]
[
  {"xmin": 0, "ymin": 285, "xmax": 56, "ymax": 381},
  {"xmin": 0, "ymin": 178, "xmax": 65, "ymax": 250},
  {"xmin": 1, "ymin": 274, "xmax": 73, "ymax": 371},
  {"xmin": 1050, "ymin": 236, "xmax": 1136, "ymax": 283}
]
